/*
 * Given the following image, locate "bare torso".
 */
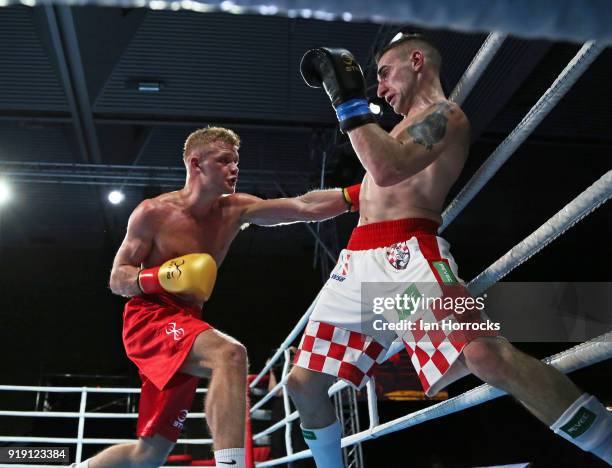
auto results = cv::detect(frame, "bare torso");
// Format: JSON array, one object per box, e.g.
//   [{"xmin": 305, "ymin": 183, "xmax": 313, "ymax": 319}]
[
  {"xmin": 142, "ymin": 192, "xmax": 243, "ymax": 269},
  {"xmin": 359, "ymin": 101, "xmax": 470, "ymax": 225}
]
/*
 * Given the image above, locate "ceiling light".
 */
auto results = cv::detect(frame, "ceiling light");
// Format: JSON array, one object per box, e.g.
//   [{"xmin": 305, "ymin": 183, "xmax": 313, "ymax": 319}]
[
  {"xmin": 138, "ymin": 81, "xmax": 162, "ymax": 93},
  {"xmin": 108, "ymin": 190, "xmax": 125, "ymax": 205},
  {"xmin": 0, "ymin": 179, "xmax": 11, "ymax": 205}
]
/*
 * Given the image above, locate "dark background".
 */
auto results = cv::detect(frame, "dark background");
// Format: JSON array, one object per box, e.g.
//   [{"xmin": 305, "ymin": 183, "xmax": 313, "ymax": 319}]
[{"xmin": 0, "ymin": 5, "xmax": 610, "ymax": 467}]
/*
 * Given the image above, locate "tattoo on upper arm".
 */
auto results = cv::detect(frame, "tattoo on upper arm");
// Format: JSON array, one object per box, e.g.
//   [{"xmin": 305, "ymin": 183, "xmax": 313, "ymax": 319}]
[{"xmin": 406, "ymin": 102, "xmax": 453, "ymax": 150}]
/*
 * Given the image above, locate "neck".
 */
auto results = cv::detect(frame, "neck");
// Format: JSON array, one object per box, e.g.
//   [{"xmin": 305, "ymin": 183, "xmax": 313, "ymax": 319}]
[
  {"xmin": 179, "ymin": 178, "xmax": 220, "ymax": 217},
  {"xmin": 403, "ymin": 75, "xmax": 446, "ymax": 121}
]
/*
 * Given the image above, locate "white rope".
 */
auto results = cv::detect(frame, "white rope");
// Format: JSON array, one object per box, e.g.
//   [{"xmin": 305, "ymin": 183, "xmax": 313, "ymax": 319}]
[
  {"xmin": 0, "ymin": 385, "xmax": 207, "ymax": 393},
  {"xmin": 256, "ymin": 332, "xmax": 612, "ymax": 466},
  {"xmin": 441, "ymin": 41, "xmax": 605, "ymax": 232},
  {"xmin": 384, "ymin": 169, "xmax": 612, "ymax": 359},
  {"xmin": 0, "ymin": 0, "xmax": 610, "ymax": 44},
  {"xmin": 249, "ymin": 292, "xmax": 320, "ymax": 389},
  {"xmin": 449, "ymin": 32, "xmax": 507, "ymax": 105},
  {"xmin": 469, "ymin": 170, "xmax": 612, "ymax": 296},
  {"xmin": 0, "ymin": 411, "xmax": 206, "ymax": 418},
  {"xmin": 252, "ymin": 380, "xmax": 348, "ymax": 440}
]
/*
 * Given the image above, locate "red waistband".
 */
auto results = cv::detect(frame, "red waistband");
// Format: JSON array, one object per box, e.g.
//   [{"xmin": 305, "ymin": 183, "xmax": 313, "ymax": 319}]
[
  {"xmin": 347, "ymin": 218, "xmax": 439, "ymax": 251},
  {"xmin": 130, "ymin": 292, "xmax": 202, "ymax": 316}
]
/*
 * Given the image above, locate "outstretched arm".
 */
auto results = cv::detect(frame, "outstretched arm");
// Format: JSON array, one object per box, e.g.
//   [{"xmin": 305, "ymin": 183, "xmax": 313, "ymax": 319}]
[{"xmin": 238, "ymin": 188, "xmax": 351, "ymax": 226}]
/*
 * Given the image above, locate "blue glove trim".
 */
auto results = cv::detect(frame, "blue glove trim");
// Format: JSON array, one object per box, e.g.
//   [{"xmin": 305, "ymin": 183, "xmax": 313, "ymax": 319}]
[{"xmin": 336, "ymin": 98, "xmax": 371, "ymax": 122}]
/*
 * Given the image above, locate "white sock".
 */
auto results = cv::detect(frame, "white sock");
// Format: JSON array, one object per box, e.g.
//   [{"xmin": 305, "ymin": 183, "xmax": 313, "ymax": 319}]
[
  {"xmin": 214, "ymin": 448, "xmax": 245, "ymax": 468},
  {"xmin": 301, "ymin": 420, "xmax": 344, "ymax": 468},
  {"xmin": 551, "ymin": 393, "xmax": 612, "ymax": 464}
]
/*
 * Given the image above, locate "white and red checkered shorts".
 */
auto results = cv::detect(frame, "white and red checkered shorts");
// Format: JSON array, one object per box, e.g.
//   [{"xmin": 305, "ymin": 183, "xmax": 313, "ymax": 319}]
[
  {"xmin": 294, "ymin": 320, "xmax": 388, "ymax": 389},
  {"xmin": 303, "ymin": 218, "xmax": 498, "ymax": 396}
]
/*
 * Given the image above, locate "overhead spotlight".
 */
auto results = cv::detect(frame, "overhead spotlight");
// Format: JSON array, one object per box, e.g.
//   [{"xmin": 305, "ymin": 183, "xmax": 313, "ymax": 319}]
[
  {"xmin": 125, "ymin": 79, "xmax": 164, "ymax": 93},
  {"xmin": 138, "ymin": 81, "xmax": 162, "ymax": 93},
  {"xmin": 108, "ymin": 190, "xmax": 125, "ymax": 205},
  {"xmin": 369, "ymin": 102, "xmax": 382, "ymax": 115},
  {"xmin": 0, "ymin": 179, "xmax": 11, "ymax": 205}
]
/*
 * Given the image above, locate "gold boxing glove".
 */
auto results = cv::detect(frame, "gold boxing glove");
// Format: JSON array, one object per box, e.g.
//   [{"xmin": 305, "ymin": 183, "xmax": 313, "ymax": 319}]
[{"xmin": 138, "ymin": 253, "xmax": 217, "ymax": 302}]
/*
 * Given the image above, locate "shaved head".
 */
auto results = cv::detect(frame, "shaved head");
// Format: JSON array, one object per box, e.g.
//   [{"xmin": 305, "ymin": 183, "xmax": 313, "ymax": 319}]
[{"xmin": 376, "ymin": 33, "xmax": 441, "ymax": 74}]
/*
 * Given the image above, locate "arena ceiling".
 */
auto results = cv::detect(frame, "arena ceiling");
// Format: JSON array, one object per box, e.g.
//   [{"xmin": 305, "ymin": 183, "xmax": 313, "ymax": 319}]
[{"xmin": 0, "ymin": 4, "xmax": 610, "ymax": 257}]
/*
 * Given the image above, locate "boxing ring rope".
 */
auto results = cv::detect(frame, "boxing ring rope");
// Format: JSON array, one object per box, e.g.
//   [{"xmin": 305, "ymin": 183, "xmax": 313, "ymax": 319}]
[
  {"xmin": 441, "ymin": 40, "xmax": 605, "ymax": 232},
  {"xmin": 448, "ymin": 32, "xmax": 507, "ymax": 105},
  {"xmin": 468, "ymin": 170, "xmax": 612, "ymax": 297},
  {"xmin": 385, "ymin": 169, "xmax": 612, "ymax": 358},
  {"xmin": 0, "ymin": 0, "xmax": 610, "ymax": 44},
  {"xmin": 0, "ymin": 386, "xmax": 213, "ymax": 468}
]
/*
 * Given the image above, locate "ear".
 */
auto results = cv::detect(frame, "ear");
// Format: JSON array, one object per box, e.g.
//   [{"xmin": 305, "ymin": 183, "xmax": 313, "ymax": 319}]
[
  {"xmin": 411, "ymin": 49, "xmax": 424, "ymax": 71},
  {"xmin": 188, "ymin": 155, "xmax": 201, "ymax": 170}
]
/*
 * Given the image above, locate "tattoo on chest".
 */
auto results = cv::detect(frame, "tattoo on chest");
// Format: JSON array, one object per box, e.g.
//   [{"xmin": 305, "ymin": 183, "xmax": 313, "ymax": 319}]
[{"xmin": 406, "ymin": 102, "xmax": 453, "ymax": 150}]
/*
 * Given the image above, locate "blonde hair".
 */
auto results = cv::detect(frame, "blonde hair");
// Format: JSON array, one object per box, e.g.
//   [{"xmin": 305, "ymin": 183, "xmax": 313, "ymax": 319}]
[{"xmin": 183, "ymin": 127, "xmax": 241, "ymax": 160}]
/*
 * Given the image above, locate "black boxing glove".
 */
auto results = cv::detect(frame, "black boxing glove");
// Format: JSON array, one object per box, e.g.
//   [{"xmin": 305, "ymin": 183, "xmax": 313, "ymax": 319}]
[{"xmin": 300, "ymin": 47, "xmax": 376, "ymax": 133}]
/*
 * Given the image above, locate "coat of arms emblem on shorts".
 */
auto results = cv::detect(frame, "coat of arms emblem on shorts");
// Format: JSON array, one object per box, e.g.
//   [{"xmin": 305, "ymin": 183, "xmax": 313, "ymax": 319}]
[{"xmin": 386, "ymin": 242, "xmax": 410, "ymax": 270}]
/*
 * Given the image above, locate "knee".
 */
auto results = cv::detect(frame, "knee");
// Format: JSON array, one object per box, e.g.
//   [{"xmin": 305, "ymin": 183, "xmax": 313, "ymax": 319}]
[
  {"xmin": 463, "ymin": 338, "xmax": 516, "ymax": 385},
  {"xmin": 130, "ymin": 445, "xmax": 169, "ymax": 468},
  {"xmin": 219, "ymin": 341, "xmax": 248, "ymax": 370},
  {"xmin": 286, "ymin": 368, "xmax": 323, "ymax": 403},
  {"xmin": 285, "ymin": 369, "xmax": 303, "ymax": 399}
]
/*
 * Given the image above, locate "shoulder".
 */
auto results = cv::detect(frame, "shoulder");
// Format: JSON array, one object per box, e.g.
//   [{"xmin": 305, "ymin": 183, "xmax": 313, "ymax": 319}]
[
  {"xmin": 401, "ymin": 100, "xmax": 469, "ymax": 145},
  {"xmin": 129, "ymin": 195, "xmax": 170, "ymax": 228},
  {"xmin": 431, "ymin": 101, "xmax": 469, "ymax": 133},
  {"xmin": 135, "ymin": 196, "xmax": 166, "ymax": 217},
  {"xmin": 419, "ymin": 101, "xmax": 467, "ymax": 127},
  {"xmin": 219, "ymin": 193, "xmax": 263, "ymax": 209}
]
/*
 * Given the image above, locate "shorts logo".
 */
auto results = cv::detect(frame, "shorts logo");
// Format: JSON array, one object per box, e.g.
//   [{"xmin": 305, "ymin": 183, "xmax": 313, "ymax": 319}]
[
  {"xmin": 560, "ymin": 408, "xmax": 596, "ymax": 439},
  {"xmin": 331, "ymin": 252, "xmax": 351, "ymax": 282},
  {"xmin": 166, "ymin": 322, "xmax": 185, "ymax": 341},
  {"xmin": 432, "ymin": 261, "xmax": 457, "ymax": 284},
  {"xmin": 386, "ymin": 242, "xmax": 410, "ymax": 270},
  {"xmin": 172, "ymin": 408, "xmax": 189, "ymax": 430}
]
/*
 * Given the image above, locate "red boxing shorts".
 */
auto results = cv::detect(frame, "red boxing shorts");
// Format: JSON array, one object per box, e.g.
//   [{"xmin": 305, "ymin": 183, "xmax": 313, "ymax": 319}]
[
  {"xmin": 123, "ymin": 293, "xmax": 212, "ymax": 442},
  {"xmin": 295, "ymin": 218, "xmax": 498, "ymax": 396}
]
